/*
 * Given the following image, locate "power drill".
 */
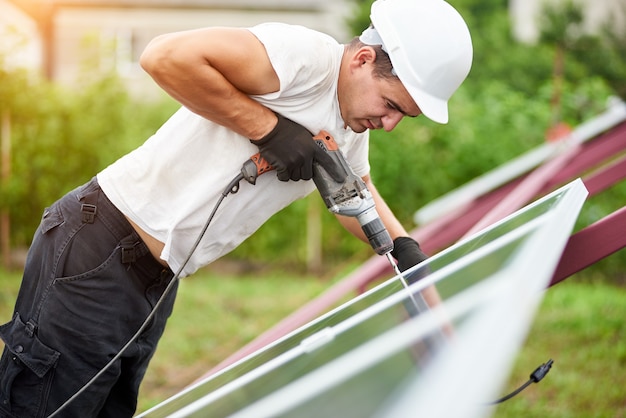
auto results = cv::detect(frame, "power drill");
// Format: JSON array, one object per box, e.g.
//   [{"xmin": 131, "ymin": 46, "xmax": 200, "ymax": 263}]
[{"xmin": 241, "ymin": 130, "xmax": 394, "ymax": 256}]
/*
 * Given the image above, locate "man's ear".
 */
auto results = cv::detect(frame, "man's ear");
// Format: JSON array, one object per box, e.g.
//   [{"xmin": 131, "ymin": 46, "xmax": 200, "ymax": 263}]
[{"xmin": 351, "ymin": 46, "xmax": 377, "ymax": 69}]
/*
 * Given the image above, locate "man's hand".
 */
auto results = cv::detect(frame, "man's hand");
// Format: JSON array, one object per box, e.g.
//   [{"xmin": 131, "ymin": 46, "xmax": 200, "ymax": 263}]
[
  {"xmin": 251, "ymin": 113, "xmax": 346, "ymax": 182},
  {"xmin": 391, "ymin": 236, "xmax": 429, "ymax": 284}
]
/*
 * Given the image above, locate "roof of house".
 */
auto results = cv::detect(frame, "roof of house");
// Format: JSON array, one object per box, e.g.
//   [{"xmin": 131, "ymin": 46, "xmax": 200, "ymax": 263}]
[{"xmin": 9, "ymin": 0, "xmax": 327, "ymax": 19}]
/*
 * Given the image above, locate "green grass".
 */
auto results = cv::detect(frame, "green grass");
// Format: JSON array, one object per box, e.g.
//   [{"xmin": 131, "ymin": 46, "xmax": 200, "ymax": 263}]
[
  {"xmin": 492, "ymin": 279, "xmax": 626, "ymax": 418},
  {"xmin": 1, "ymin": 268, "xmax": 624, "ymax": 417},
  {"xmin": 136, "ymin": 268, "xmax": 336, "ymax": 410}
]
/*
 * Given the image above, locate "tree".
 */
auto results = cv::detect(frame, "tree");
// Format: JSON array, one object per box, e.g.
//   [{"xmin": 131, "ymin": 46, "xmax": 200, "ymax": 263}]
[
  {"xmin": 1, "ymin": 1, "xmax": 623, "ymax": 272},
  {"xmin": 539, "ymin": 0, "xmax": 584, "ymax": 132},
  {"xmin": 0, "ymin": 45, "xmax": 177, "ymax": 268}
]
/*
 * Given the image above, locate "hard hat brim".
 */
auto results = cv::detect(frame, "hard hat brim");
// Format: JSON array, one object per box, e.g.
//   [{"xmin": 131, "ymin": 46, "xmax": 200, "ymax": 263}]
[{"xmin": 403, "ymin": 82, "xmax": 449, "ymax": 124}]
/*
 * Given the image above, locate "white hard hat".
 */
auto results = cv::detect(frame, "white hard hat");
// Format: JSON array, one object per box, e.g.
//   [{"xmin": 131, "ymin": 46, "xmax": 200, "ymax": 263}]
[{"xmin": 360, "ymin": 0, "xmax": 473, "ymax": 124}]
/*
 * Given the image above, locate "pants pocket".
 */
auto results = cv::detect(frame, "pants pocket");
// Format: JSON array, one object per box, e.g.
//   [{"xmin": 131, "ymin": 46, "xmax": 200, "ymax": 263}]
[{"xmin": 0, "ymin": 313, "xmax": 60, "ymax": 418}]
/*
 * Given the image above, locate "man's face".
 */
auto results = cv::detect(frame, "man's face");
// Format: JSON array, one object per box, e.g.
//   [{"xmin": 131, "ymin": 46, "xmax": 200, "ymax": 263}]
[{"xmin": 339, "ymin": 47, "xmax": 422, "ymax": 133}]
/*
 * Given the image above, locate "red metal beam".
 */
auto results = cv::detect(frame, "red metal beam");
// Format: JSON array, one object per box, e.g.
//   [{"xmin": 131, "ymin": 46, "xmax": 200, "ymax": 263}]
[
  {"xmin": 421, "ymin": 121, "xmax": 626, "ymax": 253},
  {"xmin": 540, "ymin": 121, "xmax": 626, "ymax": 194},
  {"xmin": 463, "ymin": 143, "xmax": 584, "ymax": 237},
  {"xmin": 415, "ymin": 177, "xmax": 526, "ymax": 255},
  {"xmin": 583, "ymin": 154, "xmax": 626, "ymax": 196},
  {"xmin": 550, "ymin": 206, "xmax": 626, "ymax": 286}
]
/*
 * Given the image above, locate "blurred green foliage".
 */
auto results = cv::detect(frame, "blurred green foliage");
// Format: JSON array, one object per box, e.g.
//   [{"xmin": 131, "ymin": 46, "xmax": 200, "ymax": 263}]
[
  {"xmin": 0, "ymin": 0, "xmax": 624, "ymax": 276},
  {"xmin": 0, "ymin": 62, "xmax": 178, "ymax": 246},
  {"xmin": 236, "ymin": 0, "xmax": 623, "ymax": 268}
]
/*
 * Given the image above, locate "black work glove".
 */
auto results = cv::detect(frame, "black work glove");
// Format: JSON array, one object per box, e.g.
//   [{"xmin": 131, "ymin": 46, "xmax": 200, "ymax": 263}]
[
  {"xmin": 390, "ymin": 236, "xmax": 429, "ymax": 284},
  {"xmin": 250, "ymin": 113, "xmax": 346, "ymax": 182}
]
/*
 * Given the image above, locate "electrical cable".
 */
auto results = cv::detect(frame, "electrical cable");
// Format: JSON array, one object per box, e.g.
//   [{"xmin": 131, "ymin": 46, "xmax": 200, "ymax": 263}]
[
  {"xmin": 47, "ymin": 172, "xmax": 246, "ymax": 418},
  {"xmin": 46, "ymin": 166, "xmax": 554, "ymax": 415},
  {"xmin": 487, "ymin": 359, "xmax": 554, "ymax": 405}
]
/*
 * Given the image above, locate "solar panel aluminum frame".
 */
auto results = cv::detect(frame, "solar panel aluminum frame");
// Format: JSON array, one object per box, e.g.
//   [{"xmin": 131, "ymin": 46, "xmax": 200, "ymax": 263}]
[{"xmin": 138, "ymin": 179, "xmax": 588, "ymax": 418}]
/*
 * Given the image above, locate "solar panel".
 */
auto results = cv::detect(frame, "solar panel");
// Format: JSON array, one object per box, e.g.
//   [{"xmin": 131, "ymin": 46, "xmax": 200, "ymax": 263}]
[{"xmin": 137, "ymin": 178, "xmax": 587, "ymax": 418}]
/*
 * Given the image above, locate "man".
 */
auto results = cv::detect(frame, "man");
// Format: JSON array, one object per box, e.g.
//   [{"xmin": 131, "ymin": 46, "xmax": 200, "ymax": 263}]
[{"xmin": 0, "ymin": 0, "xmax": 472, "ymax": 416}]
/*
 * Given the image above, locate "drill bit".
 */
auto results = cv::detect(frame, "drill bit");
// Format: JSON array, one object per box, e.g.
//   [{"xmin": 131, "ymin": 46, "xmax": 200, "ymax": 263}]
[
  {"xmin": 386, "ymin": 253, "xmax": 451, "ymax": 361},
  {"xmin": 385, "ymin": 252, "xmax": 430, "ymax": 315}
]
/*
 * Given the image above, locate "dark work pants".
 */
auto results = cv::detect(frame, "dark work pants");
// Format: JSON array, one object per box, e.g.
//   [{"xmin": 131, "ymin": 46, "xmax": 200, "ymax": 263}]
[{"xmin": 0, "ymin": 178, "xmax": 177, "ymax": 418}]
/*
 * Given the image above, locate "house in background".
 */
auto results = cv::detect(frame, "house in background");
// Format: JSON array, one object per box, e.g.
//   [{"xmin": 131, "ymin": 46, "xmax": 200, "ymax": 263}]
[
  {"xmin": 1, "ymin": 0, "xmax": 353, "ymax": 97},
  {"xmin": 509, "ymin": 0, "xmax": 625, "ymax": 43},
  {"xmin": 0, "ymin": 1, "xmax": 41, "ymax": 69},
  {"xmin": 2, "ymin": 0, "xmax": 624, "ymax": 97}
]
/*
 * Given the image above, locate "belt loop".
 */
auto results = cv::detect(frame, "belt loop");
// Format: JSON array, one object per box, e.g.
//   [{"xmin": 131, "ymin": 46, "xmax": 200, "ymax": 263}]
[
  {"xmin": 25, "ymin": 320, "xmax": 37, "ymax": 338},
  {"xmin": 81, "ymin": 204, "xmax": 97, "ymax": 224},
  {"xmin": 120, "ymin": 236, "xmax": 138, "ymax": 264},
  {"xmin": 79, "ymin": 185, "xmax": 99, "ymax": 224}
]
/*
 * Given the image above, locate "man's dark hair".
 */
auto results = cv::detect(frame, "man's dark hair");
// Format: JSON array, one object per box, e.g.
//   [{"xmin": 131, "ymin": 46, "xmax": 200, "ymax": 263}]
[{"xmin": 348, "ymin": 37, "xmax": 396, "ymax": 80}]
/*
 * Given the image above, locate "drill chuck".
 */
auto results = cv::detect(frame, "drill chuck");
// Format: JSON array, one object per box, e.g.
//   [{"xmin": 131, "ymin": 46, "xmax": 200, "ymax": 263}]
[
  {"xmin": 322, "ymin": 186, "xmax": 393, "ymax": 255},
  {"xmin": 357, "ymin": 207, "xmax": 394, "ymax": 255}
]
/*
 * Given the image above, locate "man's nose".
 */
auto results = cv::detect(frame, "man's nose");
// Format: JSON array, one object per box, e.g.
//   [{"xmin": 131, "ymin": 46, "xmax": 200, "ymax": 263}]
[{"xmin": 382, "ymin": 112, "xmax": 404, "ymax": 132}]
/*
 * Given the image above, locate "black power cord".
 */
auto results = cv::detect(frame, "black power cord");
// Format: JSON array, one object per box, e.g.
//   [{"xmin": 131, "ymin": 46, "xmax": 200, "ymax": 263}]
[
  {"xmin": 46, "ymin": 164, "xmax": 554, "ymax": 415},
  {"xmin": 488, "ymin": 359, "xmax": 554, "ymax": 405},
  {"xmin": 47, "ymin": 172, "xmax": 246, "ymax": 418}
]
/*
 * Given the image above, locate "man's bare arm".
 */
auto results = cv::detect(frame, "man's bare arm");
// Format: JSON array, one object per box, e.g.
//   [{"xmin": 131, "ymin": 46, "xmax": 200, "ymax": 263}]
[{"xmin": 140, "ymin": 27, "xmax": 278, "ymax": 139}]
